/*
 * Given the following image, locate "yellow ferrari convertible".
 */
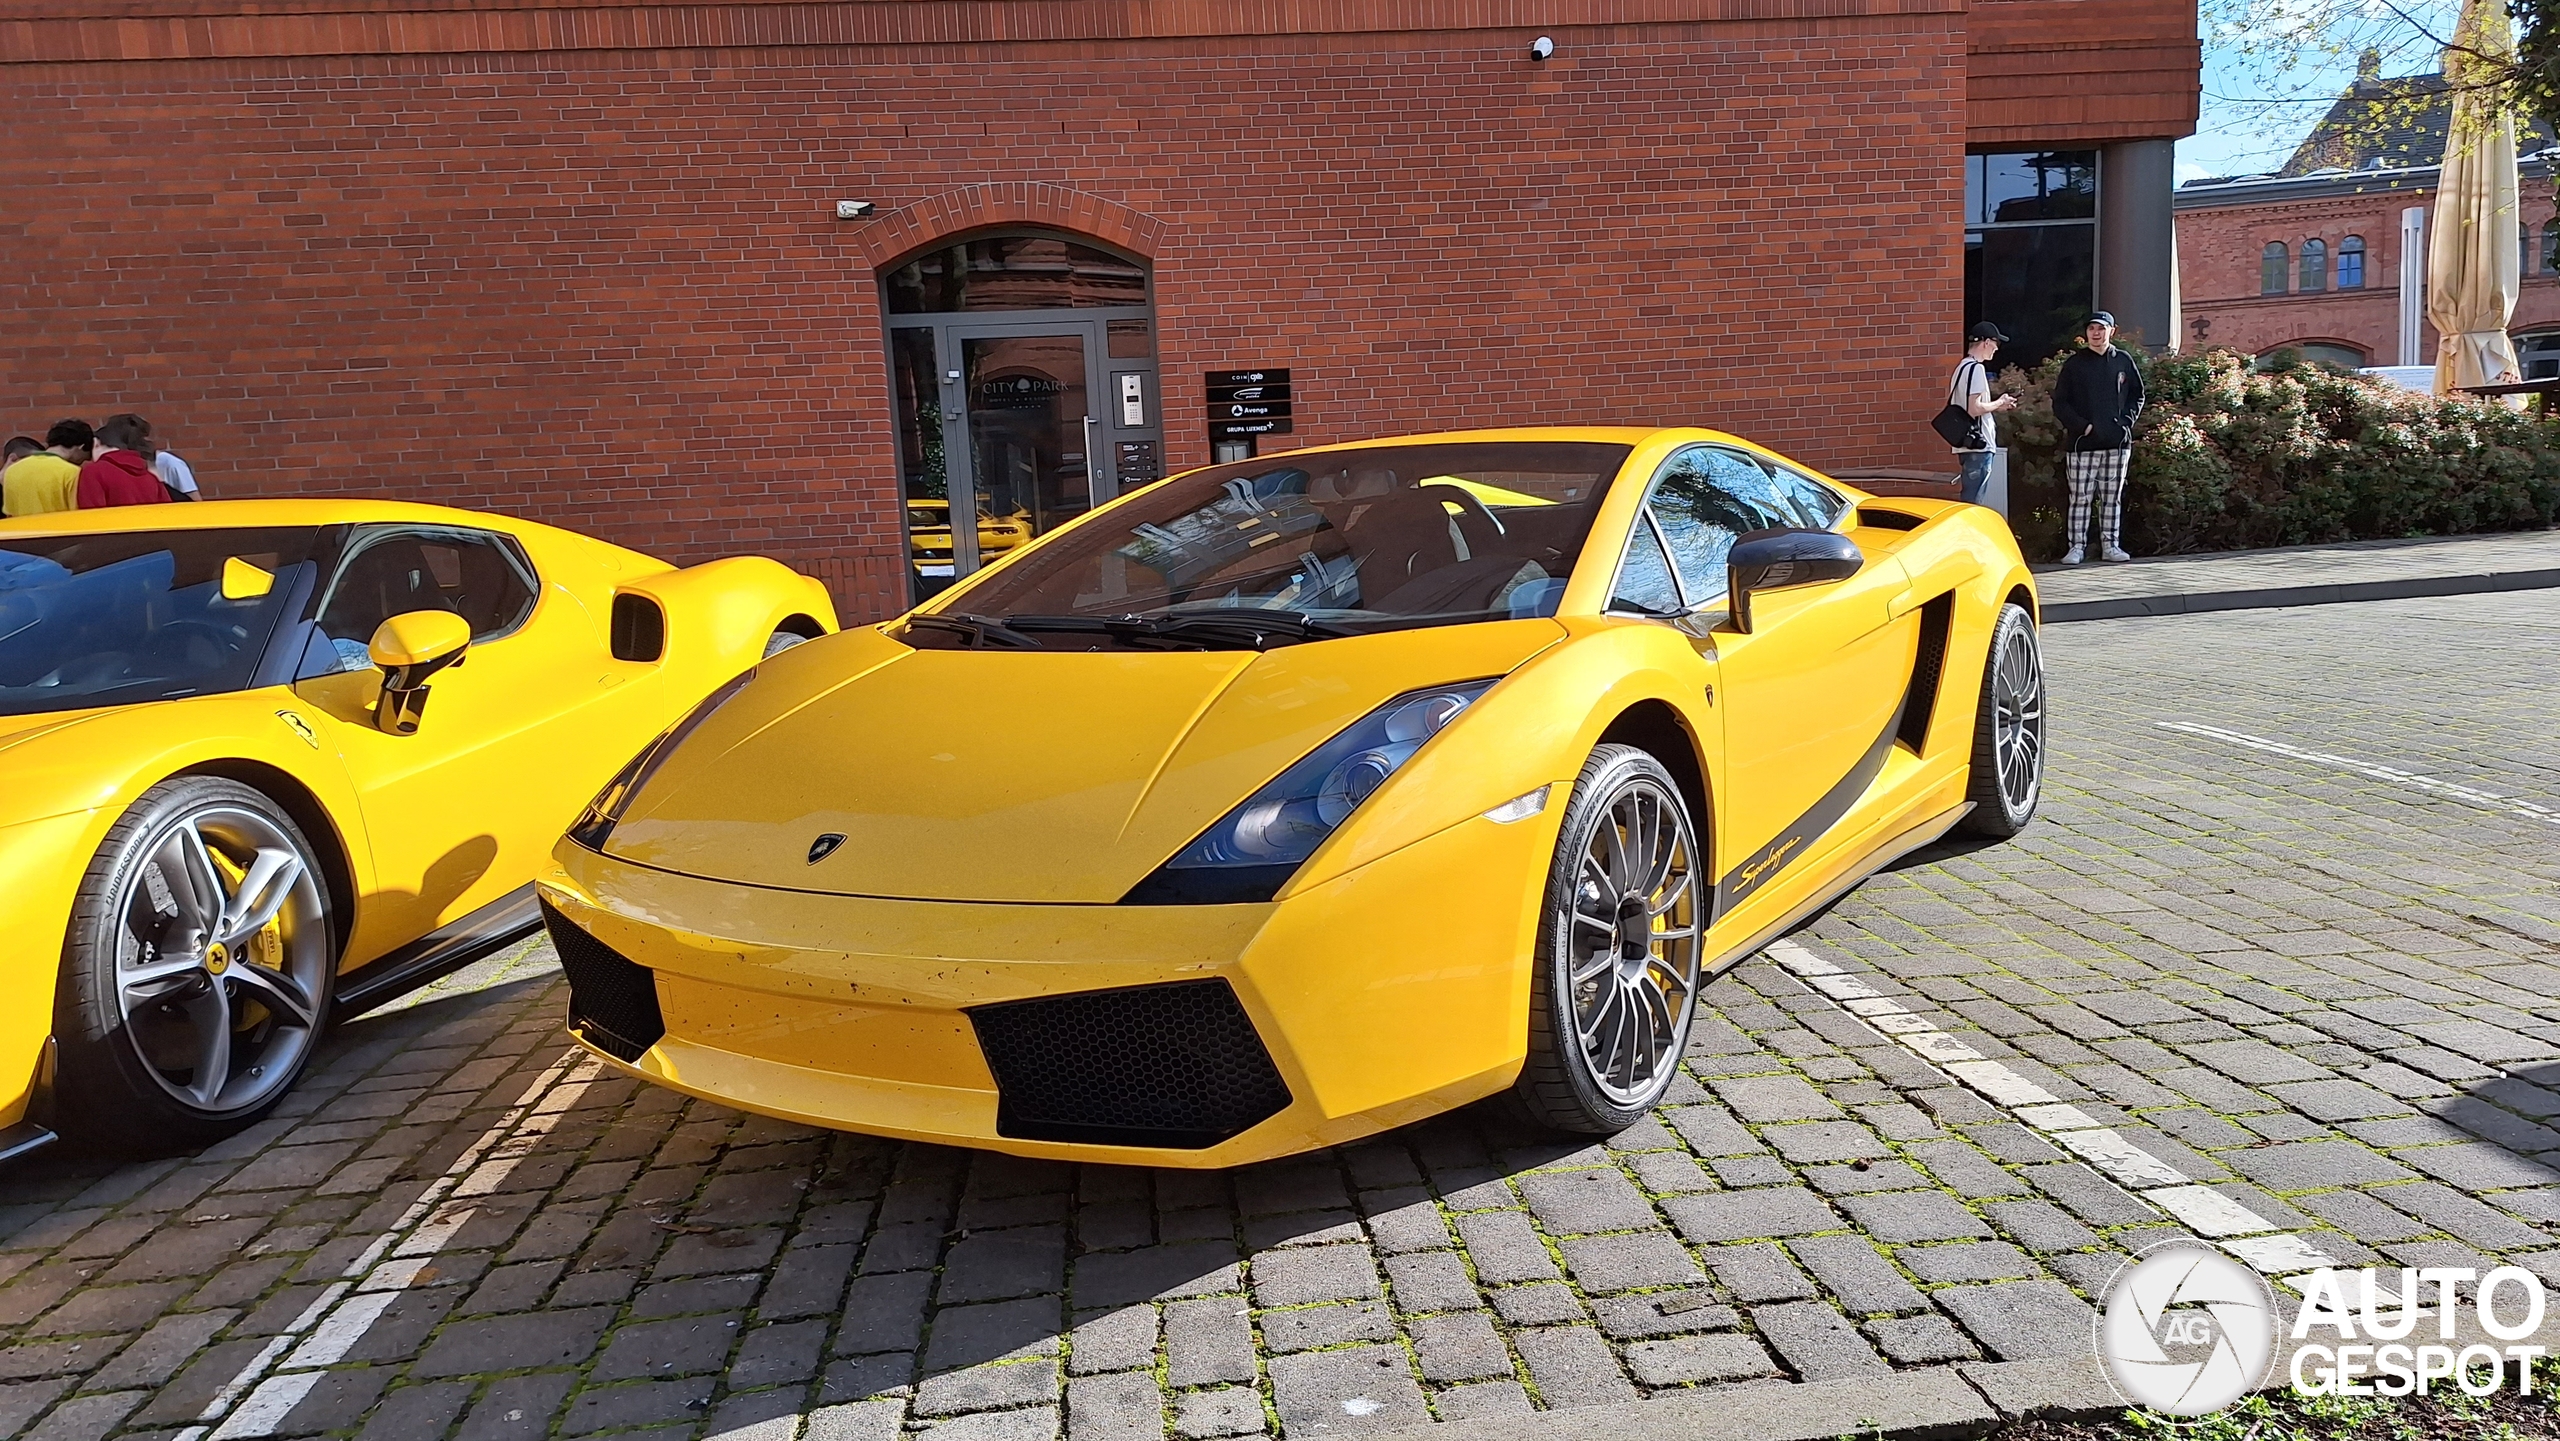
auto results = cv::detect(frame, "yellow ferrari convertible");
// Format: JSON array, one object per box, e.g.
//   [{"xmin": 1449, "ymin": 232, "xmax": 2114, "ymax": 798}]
[
  {"xmin": 540, "ymin": 428, "xmax": 2041, "ymax": 1166},
  {"xmin": 0, "ymin": 501, "xmax": 834, "ymax": 1155}
]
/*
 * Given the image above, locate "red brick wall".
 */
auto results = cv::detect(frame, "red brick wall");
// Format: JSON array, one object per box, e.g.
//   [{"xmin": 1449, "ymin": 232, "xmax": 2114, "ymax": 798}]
[
  {"xmin": 3, "ymin": 20, "xmax": 1971, "ymax": 620},
  {"xmin": 2177, "ymin": 182, "xmax": 2560, "ymax": 364},
  {"xmin": 1968, "ymin": 0, "xmax": 2198, "ymax": 147}
]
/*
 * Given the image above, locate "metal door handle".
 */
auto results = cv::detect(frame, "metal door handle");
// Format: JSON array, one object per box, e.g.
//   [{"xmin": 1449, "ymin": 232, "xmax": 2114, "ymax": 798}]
[{"xmin": 1083, "ymin": 415, "xmax": 1103, "ymax": 510}]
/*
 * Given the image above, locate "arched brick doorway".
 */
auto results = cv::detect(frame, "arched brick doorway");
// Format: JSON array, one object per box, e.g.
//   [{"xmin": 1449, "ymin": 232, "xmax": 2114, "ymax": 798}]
[{"xmin": 882, "ymin": 230, "xmax": 1162, "ymax": 601}]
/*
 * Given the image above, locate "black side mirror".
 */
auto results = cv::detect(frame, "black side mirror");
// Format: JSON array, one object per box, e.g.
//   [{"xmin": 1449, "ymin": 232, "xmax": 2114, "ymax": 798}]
[{"xmin": 1726, "ymin": 528, "xmax": 1865, "ymax": 634}]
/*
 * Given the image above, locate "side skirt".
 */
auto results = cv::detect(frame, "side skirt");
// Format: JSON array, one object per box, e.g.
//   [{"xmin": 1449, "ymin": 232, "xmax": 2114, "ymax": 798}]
[
  {"xmin": 333, "ymin": 884, "xmax": 544, "ymax": 1019},
  {"xmin": 1698, "ymin": 800, "xmax": 1973, "ymax": 983}
]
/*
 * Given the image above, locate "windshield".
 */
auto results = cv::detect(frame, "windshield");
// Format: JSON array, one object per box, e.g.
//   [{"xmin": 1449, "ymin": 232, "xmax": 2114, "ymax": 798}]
[
  {"xmin": 932, "ymin": 441, "xmax": 1631, "ymax": 648},
  {"xmin": 0, "ymin": 528, "xmax": 322, "ymax": 717}
]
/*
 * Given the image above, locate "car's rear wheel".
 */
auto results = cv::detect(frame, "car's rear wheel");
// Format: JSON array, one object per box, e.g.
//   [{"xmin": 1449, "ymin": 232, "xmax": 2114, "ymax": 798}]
[
  {"xmin": 762, "ymin": 630, "xmax": 809, "ymax": 659},
  {"xmin": 1511, "ymin": 744, "xmax": 1704, "ymax": 1135},
  {"xmin": 1958, "ymin": 602, "xmax": 2046, "ymax": 838},
  {"xmin": 55, "ymin": 778, "xmax": 335, "ymax": 1151}
]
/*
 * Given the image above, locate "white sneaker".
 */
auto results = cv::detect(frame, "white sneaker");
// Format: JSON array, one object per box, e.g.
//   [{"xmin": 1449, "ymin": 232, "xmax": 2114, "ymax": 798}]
[
  {"xmin": 2101, "ymin": 546, "xmax": 2132, "ymax": 563},
  {"xmin": 2060, "ymin": 547, "xmax": 2084, "ymax": 565}
]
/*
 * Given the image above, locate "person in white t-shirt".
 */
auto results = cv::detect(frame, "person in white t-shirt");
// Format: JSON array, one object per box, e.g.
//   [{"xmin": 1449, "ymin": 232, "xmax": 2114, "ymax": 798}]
[
  {"xmin": 152, "ymin": 445, "xmax": 200, "ymax": 501},
  {"xmin": 1949, "ymin": 323, "xmax": 2018, "ymax": 505}
]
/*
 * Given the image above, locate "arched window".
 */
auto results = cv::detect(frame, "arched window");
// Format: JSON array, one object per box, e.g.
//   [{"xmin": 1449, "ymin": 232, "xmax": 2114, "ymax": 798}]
[
  {"xmin": 2300, "ymin": 239, "xmax": 2328, "ymax": 293},
  {"xmin": 2337, "ymin": 236, "xmax": 2366, "ymax": 289},
  {"xmin": 2542, "ymin": 221, "xmax": 2560, "ymax": 276},
  {"xmin": 2262, "ymin": 242, "xmax": 2289, "ymax": 295}
]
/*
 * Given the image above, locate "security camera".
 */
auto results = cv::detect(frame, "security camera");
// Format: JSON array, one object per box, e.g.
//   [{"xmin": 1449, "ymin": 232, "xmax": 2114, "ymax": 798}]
[
  {"xmin": 834, "ymin": 200, "xmax": 874, "ymax": 219},
  {"xmin": 1529, "ymin": 36, "xmax": 1556, "ymax": 60}
]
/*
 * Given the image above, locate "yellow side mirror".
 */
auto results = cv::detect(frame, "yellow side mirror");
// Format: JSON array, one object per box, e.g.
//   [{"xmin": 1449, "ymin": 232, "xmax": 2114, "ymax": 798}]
[
  {"xmin": 220, "ymin": 557, "xmax": 275, "ymax": 600},
  {"xmin": 368, "ymin": 610, "xmax": 472, "ymax": 734}
]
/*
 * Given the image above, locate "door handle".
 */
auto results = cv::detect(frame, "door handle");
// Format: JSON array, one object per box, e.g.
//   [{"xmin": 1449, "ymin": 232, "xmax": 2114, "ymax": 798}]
[{"xmin": 1083, "ymin": 415, "xmax": 1104, "ymax": 510}]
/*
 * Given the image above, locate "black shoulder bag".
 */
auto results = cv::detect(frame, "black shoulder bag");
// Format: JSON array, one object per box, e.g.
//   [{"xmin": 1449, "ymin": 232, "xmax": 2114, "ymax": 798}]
[{"xmin": 1930, "ymin": 360, "xmax": 1985, "ymax": 449}]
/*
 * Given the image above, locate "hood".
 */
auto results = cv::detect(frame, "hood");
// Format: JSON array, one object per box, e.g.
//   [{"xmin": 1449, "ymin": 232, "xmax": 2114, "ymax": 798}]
[{"xmin": 602, "ymin": 618, "xmax": 1566, "ymax": 903}]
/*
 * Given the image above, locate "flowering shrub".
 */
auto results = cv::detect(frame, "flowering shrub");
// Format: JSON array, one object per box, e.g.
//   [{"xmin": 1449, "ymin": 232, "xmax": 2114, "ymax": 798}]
[{"xmin": 1995, "ymin": 348, "xmax": 2560, "ymax": 559}]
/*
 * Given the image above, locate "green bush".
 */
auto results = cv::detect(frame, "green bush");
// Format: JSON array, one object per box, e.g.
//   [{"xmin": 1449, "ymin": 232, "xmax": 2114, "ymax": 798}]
[{"xmin": 1994, "ymin": 347, "xmax": 2560, "ymax": 559}]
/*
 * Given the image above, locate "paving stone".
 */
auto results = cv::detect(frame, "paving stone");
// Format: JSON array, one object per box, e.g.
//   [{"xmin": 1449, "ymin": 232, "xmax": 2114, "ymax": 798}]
[
  {"xmin": 2373, "ymin": 1181, "xmax": 2556, "ymax": 1248},
  {"xmin": 1164, "ymin": 1298, "xmax": 1255, "ymax": 1387},
  {"xmin": 1413, "ymin": 1311, "xmax": 1511, "ymax": 1383},
  {"xmin": 1805, "ymin": 1160, "xmax": 1932, "ymax": 1195},
  {"xmin": 2182, "ymin": 1039, "xmax": 2334, "ymax": 1085},
  {"xmin": 1708, "ymin": 1156, "xmax": 1794, "ymax": 1188},
  {"xmin": 942, "ymin": 1226, "xmax": 1067, "ymax": 1305},
  {"xmin": 1760, "ymin": 1121, "xmax": 1893, "ymax": 1165},
  {"xmin": 923, "ymin": 1297, "xmax": 1064, "ymax": 1374},
  {"xmin": 454, "ymin": 1370, "xmax": 578, "ymax": 1440},
  {"xmin": 1381, "ymin": 1251, "xmax": 1479, "ymax": 1315},
  {"xmin": 1266, "ymin": 1346, "xmax": 1428, "ymax": 1435},
  {"xmin": 1067, "ymin": 1371, "xmax": 1164, "ymax": 1441},
  {"xmin": 1626, "ymin": 1152, "xmax": 1717, "ymax": 1195},
  {"xmin": 1700, "ymin": 1242, "xmax": 1815, "ymax": 1303},
  {"xmin": 1512, "ymin": 1325, "xmax": 1638, "ymax": 1407},
  {"xmin": 1870, "ymin": 1313, "xmax": 1984, "ymax": 1363},
  {"xmin": 1517, "ymin": 1170, "xmax": 1658, "ymax": 1234},
  {"xmin": 1708, "ymin": 1075, "xmax": 1842, "ymax": 1123},
  {"xmin": 1173, "ymin": 1388, "xmax": 1265, "ymax": 1439},
  {"xmin": 1661, "ymin": 1186, "xmax": 1839, "ymax": 1244},
  {"xmin": 2401, "ymin": 1143, "xmax": 2560, "ymax": 1191},
  {"xmin": 413, "ymin": 1305, "xmax": 613, "ymax": 1376},
  {"xmin": 2225, "ymin": 1143, "xmax": 2418, "ymax": 1194},
  {"xmin": 1451, "ymin": 1212, "xmax": 1556, "ymax": 1285},
  {"xmin": 1935, "ymin": 1280, "xmax": 2097, "ymax": 1361},
  {"xmin": 838, "ymin": 1271, "xmax": 935, "ymax": 1355},
  {"xmin": 1490, "ymin": 1281, "xmax": 1587, "ymax": 1325},
  {"xmin": 1901, "ymin": 1241, "xmax": 2042, "ymax": 1284},
  {"xmin": 1430, "ymin": 1381, "xmax": 1533, "ymax": 1420},
  {"xmin": 1069, "ymin": 1306, "xmax": 1160, "ymax": 1376},
  {"xmin": 1622, "ymin": 1332, "xmax": 1779, "ymax": 1386},
  {"xmin": 916, "ymin": 1407, "xmax": 1059, "ymax": 1440},
  {"xmin": 1249, "ymin": 1245, "xmax": 1381, "ymax": 1308},
  {"xmin": 2022, "ymin": 1164, "xmax": 2156, "ymax": 1226},
  {"xmin": 1837, "ymin": 1192, "xmax": 1992, "ymax": 1243},
  {"xmin": 1359, "ymin": 1193, "xmax": 1450, "ymax": 1255},
  {"xmin": 2265, "ymin": 1079, "xmax": 2415, "ymax": 1122},
  {"xmin": 1789, "ymin": 1234, "xmax": 1929, "ymax": 1314},
  {"xmin": 1558, "ymin": 1231, "xmax": 1703, "ymax": 1293},
  {"xmin": 1073, "ymin": 1243, "xmax": 1240, "ymax": 1310},
  {"xmin": 1907, "ymin": 1141, "xmax": 2029, "ymax": 1199}
]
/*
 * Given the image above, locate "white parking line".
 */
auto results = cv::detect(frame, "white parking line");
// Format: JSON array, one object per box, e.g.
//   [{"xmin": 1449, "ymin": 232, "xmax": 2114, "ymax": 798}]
[
  {"xmin": 1761, "ymin": 938, "xmax": 2347, "ymax": 1292},
  {"xmin": 180, "ymin": 1048, "xmax": 601, "ymax": 1441},
  {"xmin": 2159, "ymin": 720, "xmax": 2560, "ymax": 829}
]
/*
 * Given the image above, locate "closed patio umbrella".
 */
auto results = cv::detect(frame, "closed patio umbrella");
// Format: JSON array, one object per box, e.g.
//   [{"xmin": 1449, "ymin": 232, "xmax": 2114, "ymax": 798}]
[{"xmin": 2429, "ymin": 0, "xmax": 2524, "ymax": 395}]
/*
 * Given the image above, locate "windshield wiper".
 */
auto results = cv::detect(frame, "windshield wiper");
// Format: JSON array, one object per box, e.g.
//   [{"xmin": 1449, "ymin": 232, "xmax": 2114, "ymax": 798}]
[
  {"xmin": 1002, "ymin": 611, "xmax": 1358, "ymax": 651},
  {"xmin": 901, "ymin": 612, "xmax": 1044, "ymax": 650}
]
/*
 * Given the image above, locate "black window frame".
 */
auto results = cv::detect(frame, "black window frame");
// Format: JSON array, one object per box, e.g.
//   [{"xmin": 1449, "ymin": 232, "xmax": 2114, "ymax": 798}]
[{"xmin": 313, "ymin": 524, "xmax": 543, "ymax": 651}]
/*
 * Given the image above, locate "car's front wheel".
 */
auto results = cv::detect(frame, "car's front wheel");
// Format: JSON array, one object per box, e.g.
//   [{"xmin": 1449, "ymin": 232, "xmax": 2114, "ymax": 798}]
[
  {"xmin": 1958, "ymin": 602, "xmax": 2046, "ymax": 838},
  {"xmin": 1511, "ymin": 744, "xmax": 1704, "ymax": 1135},
  {"xmin": 55, "ymin": 778, "xmax": 336, "ymax": 1151}
]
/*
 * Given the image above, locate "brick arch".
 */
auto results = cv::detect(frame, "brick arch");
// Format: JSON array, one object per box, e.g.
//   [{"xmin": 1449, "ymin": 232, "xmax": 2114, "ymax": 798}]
[{"xmin": 858, "ymin": 184, "xmax": 1169, "ymax": 270}]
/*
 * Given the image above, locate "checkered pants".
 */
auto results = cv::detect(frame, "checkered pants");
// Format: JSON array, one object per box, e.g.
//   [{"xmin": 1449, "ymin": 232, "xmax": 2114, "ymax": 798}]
[{"xmin": 2063, "ymin": 447, "xmax": 2131, "ymax": 552}]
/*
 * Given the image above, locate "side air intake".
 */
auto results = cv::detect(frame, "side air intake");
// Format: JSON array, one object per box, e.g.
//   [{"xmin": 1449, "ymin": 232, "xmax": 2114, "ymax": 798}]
[
  {"xmin": 540, "ymin": 900, "xmax": 666, "ymax": 1063},
  {"xmin": 967, "ymin": 980, "xmax": 1292, "ymax": 1148}
]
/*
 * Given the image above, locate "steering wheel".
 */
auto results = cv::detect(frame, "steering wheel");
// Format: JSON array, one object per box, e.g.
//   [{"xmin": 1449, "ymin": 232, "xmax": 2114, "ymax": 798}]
[{"xmin": 1418, "ymin": 484, "xmax": 1506, "ymax": 554}]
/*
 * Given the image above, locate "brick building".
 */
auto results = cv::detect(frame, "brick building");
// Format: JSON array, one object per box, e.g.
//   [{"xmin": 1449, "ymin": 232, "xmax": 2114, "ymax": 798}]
[
  {"xmin": 2175, "ymin": 61, "xmax": 2560, "ymax": 374},
  {"xmin": 3, "ymin": 1, "xmax": 2198, "ymax": 617}
]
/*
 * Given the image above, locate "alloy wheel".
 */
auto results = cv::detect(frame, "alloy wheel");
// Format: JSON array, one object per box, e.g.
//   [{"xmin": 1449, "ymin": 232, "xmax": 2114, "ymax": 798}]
[
  {"xmin": 1564, "ymin": 778, "xmax": 1701, "ymax": 1105},
  {"xmin": 110, "ymin": 805, "xmax": 330, "ymax": 1115},
  {"xmin": 1991, "ymin": 622, "xmax": 2046, "ymax": 816}
]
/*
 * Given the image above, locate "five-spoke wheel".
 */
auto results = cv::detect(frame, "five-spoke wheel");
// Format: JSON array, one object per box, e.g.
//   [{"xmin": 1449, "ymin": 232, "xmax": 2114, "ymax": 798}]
[
  {"xmin": 1514, "ymin": 744, "xmax": 1704, "ymax": 1133},
  {"xmin": 57, "ymin": 778, "xmax": 335, "ymax": 1148}
]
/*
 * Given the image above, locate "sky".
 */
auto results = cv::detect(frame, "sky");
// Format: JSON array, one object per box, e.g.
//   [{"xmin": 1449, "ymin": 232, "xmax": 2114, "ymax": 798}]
[{"xmin": 2176, "ymin": 1, "xmax": 2469, "ymax": 182}]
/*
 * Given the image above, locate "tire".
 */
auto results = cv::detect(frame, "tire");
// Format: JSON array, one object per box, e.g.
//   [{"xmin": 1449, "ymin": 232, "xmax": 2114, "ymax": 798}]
[
  {"xmin": 1510, "ymin": 744, "xmax": 1705, "ymax": 1134},
  {"xmin": 1957, "ymin": 602, "xmax": 2047, "ymax": 839},
  {"xmin": 54, "ymin": 777, "xmax": 336, "ymax": 1152},
  {"xmin": 762, "ymin": 630, "xmax": 809, "ymax": 659}
]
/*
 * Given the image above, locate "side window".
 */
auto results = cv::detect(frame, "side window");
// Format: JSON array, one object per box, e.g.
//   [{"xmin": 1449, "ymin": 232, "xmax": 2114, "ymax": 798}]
[
  {"xmin": 1608, "ymin": 512, "xmax": 1683, "ymax": 615},
  {"xmin": 1765, "ymin": 462, "xmax": 1852, "ymax": 530},
  {"xmin": 316, "ymin": 529, "xmax": 537, "ymax": 669},
  {"xmin": 1647, "ymin": 448, "xmax": 1793, "ymax": 608}
]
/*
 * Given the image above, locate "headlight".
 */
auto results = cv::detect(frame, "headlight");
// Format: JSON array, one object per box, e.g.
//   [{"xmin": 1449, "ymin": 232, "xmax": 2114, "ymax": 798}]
[
  {"xmin": 566, "ymin": 667, "xmax": 759, "ymax": 852},
  {"xmin": 1123, "ymin": 680, "xmax": 1497, "ymax": 904}
]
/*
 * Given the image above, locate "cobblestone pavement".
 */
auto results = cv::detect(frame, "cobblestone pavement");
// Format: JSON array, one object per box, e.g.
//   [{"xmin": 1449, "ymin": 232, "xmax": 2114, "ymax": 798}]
[{"xmin": 7, "ymin": 588, "xmax": 2560, "ymax": 1441}]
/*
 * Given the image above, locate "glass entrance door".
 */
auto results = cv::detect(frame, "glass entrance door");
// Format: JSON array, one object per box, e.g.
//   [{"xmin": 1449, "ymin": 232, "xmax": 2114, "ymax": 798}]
[{"xmin": 958, "ymin": 327, "xmax": 1093, "ymax": 577}]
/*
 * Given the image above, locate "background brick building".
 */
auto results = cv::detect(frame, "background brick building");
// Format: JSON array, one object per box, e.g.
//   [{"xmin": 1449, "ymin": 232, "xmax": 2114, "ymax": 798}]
[
  {"xmin": 2175, "ymin": 60, "xmax": 2560, "ymax": 374},
  {"xmin": 2, "ymin": 0, "xmax": 2199, "ymax": 618}
]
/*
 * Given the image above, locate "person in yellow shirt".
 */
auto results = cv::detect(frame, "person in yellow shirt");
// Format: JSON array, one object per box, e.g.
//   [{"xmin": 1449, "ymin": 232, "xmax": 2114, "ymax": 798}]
[{"xmin": 1, "ymin": 420, "xmax": 93, "ymax": 519}]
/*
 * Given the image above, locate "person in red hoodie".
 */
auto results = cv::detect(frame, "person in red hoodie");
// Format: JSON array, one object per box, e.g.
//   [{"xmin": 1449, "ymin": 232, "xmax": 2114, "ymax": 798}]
[{"xmin": 77, "ymin": 413, "xmax": 174, "ymax": 509}]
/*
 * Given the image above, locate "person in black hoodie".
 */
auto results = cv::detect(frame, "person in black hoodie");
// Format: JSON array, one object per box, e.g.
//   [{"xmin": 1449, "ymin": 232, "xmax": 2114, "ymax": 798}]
[{"xmin": 2048, "ymin": 312, "xmax": 2145, "ymax": 563}]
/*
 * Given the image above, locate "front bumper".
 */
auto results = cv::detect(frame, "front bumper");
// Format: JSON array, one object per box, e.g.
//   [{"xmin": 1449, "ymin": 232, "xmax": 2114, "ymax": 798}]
[{"xmin": 537, "ymin": 802, "xmax": 1563, "ymax": 1167}]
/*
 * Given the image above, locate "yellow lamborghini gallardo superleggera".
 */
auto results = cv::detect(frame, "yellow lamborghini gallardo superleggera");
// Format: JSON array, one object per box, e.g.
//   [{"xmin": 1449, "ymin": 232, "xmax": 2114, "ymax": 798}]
[
  {"xmin": 539, "ymin": 428, "xmax": 2043, "ymax": 1166},
  {"xmin": 0, "ymin": 501, "xmax": 834, "ymax": 1155}
]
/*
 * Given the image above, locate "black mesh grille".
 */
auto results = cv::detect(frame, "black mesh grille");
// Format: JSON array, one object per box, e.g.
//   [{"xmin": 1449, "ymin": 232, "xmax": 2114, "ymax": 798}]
[
  {"xmin": 1897, "ymin": 593, "xmax": 1955, "ymax": 753},
  {"xmin": 541, "ymin": 900, "xmax": 666, "ymax": 1063},
  {"xmin": 968, "ymin": 980, "xmax": 1292, "ymax": 1148}
]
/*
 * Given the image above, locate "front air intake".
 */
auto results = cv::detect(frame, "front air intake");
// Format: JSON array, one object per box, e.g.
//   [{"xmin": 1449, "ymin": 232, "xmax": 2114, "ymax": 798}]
[
  {"xmin": 540, "ymin": 900, "xmax": 666, "ymax": 1063},
  {"xmin": 967, "ymin": 980, "xmax": 1292, "ymax": 1148}
]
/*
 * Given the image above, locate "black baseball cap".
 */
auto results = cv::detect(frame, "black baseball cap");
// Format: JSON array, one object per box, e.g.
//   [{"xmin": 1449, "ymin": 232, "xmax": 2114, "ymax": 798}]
[
  {"xmin": 1967, "ymin": 323, "xmax": 2009, "ymax": 343},
  {"xmin": 2087, "ymin": 311, "xmax": 2117, "ymax": 328}
]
